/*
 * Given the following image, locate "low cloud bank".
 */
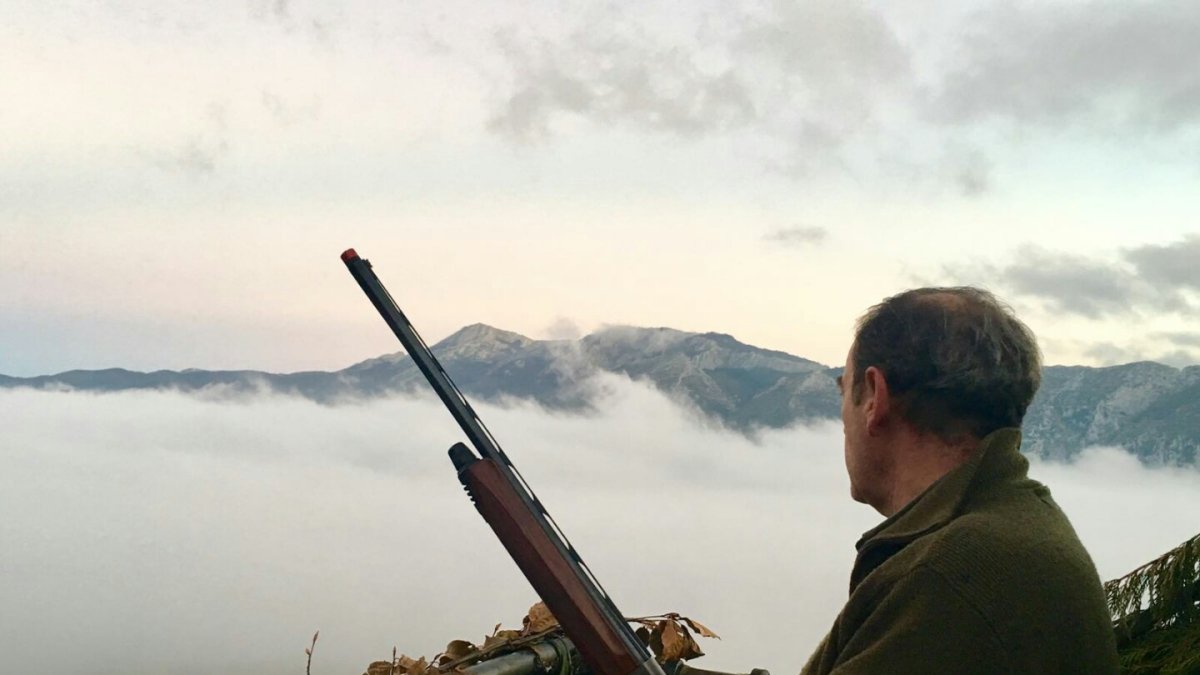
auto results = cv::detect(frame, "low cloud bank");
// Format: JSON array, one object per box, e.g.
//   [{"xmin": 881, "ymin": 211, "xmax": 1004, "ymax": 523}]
[{"xmin": 2, "ymin": 378, "xmax": 1197, "ymax": 674}]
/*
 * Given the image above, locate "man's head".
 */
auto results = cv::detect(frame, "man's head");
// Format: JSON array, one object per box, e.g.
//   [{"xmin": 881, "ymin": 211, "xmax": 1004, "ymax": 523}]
[{"xmin": 837, "ymin": 287, "xmax": 1042, "ymax": 510}]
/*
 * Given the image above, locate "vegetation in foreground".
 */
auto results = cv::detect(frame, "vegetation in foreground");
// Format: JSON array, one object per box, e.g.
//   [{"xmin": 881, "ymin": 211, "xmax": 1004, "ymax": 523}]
[{"xmin": 1108, "ymin": 533, "xmax": 1200, "ymax": 674}]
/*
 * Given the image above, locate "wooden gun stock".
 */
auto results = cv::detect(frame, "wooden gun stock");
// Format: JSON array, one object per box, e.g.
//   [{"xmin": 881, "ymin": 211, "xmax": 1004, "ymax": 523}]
[{"xmin": 453, "ymin": 446, "xmax": 647, "ymax": 675}]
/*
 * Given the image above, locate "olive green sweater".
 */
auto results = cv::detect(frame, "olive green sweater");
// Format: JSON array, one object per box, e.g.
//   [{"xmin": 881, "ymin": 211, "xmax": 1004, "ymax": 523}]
[{"xmin": 801, "ymin": 428, "xmax": 1119, "ymax": 674}]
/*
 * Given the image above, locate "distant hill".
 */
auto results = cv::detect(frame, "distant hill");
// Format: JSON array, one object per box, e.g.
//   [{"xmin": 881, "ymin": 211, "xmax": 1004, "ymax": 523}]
[
  {"xmin": 4, "ymin": 323, "xmax": 1198, "ymax": 465},
  {"xmin": 1023, "ymin": 362, "xmax": 1200, "ymax": 464}
]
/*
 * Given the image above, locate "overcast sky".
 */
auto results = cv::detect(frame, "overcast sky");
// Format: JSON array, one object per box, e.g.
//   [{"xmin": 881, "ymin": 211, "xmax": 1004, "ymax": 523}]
[
  {"xmin": 3, "ymin": 0, "xmax": 1199, "ymax": 377},
  {"xmin": 4, "ymin": 382, "xmax": 1199, "ymax": 674}
]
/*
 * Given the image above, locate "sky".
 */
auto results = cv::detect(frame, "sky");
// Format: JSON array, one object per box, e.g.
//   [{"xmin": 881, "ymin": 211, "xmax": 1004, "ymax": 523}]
[
  {"xmin": 4, "ymin": 380, "xmax": 1200, "ymax": 675},
  {"xmin": 4, "ymin": 6, "xmax": 1199, "ymax": 672},
  {"xmin": 2, "ymin": 0, "xmax": 1199, "ymax": 378}
]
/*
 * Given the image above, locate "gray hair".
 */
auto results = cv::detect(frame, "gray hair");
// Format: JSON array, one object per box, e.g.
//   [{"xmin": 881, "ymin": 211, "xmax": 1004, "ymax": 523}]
[{"xmin": 851, "ymin": 287, "xmax": 1042, "ymax": 442}]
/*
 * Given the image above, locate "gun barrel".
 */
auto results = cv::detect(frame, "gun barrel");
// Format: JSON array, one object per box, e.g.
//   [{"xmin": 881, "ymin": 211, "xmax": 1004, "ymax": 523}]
[
  {"xmin": 342, "ymin": 250, "xmax": 662, "ymax": 675},
  {"xmin": 340, "ymin": 248, "xmax": 497, "ymax": 458}
]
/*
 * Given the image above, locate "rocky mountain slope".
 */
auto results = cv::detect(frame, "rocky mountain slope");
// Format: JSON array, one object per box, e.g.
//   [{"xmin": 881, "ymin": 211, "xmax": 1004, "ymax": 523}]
[{"xmin": 4, "ymin": 323, "xmax": 1197, "ymax": 465}]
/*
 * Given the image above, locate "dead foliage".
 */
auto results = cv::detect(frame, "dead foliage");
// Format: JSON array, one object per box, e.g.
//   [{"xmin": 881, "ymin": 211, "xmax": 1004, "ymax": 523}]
[
  {"xmin": 362, "ymin": 606, "xmax": 719, "ymax": 674},
  {"xmin": 628, "ymin": 613, "xmax": 720, "ymax": 663},
  {"xmin": 363, "ymin": 601, "xmax": 561, "ymax": 675}
]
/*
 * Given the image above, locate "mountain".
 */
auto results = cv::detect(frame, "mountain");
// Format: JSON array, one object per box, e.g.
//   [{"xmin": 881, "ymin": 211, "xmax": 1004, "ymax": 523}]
[
  {"xmin": 3, "ymin": 324, "xmax": 1197, "ymax": 465},
  {"xmin": 1023, "ymin": 361, "xmax": 1200, "ymax": 463},
  {"xmin": 579, "ymin": 326, "xmax": 838, "ymax": 428},
  {"xmin": 342, "ymin": 324, "xmax": 600, "ymax": 409}
]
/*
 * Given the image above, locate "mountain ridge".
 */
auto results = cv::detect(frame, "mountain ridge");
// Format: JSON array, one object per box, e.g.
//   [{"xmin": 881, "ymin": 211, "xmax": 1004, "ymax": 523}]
[{"xmin": 4, "ymin": 323, "xmax": 1198, "ymax": 465}]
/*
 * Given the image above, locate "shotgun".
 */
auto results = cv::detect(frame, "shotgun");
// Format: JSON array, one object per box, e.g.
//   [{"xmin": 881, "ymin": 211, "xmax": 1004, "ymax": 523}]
[{"xmin": 342, "ymin": 249, "xmax": 665, "ymax": 675}]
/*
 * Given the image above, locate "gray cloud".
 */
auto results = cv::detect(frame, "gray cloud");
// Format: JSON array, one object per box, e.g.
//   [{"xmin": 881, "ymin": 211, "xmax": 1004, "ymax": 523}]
[
  {"xmin": 1124, "ymin": 234, "xmax": 1200, "ymax": 291},
  {"xmin": 1154, "ymin": 349, "xmax": 1200, "ymax": 368},
  {"xmin": 149, "ymin": 138, "xmax": 225, "ymax": 176},
  {"xmin": 953, "ymin": 241, "xmax": 1199, "ymax": 319},
  {"xmin": 993, "ymin": 247, "xmax": 1150, "ymax": 319},
  {"xmin": 248, "ymin": 0, "xmax": 292, "ymax": 25},
  {"xmin": 1157, "ymin": 331, "xmax": 1200, "ymax": 349},
  {"xmin": 145, "ymin": 103, "xmax": 230, "ymax": 177},
  {"xmin": 486, "ymin": 1, "xmax": 910, "ymax": 157},
  {"xmin": 487, "ymin": 25, "xmax": 757, "ymax": 142},
  {"xmin": 543, "ymin": 316, "xmax": 582, "ymax": 340},
  {"xmin": 764, "ymin": 226, "xmax": 828, "ymax": 248},
  {"xmin": 1078, "ymin": 341, "xmax": 1187, "ymax": 368},
  {"xmin": 2, "ymin": 381, "xmax": 1197, "ymax": 674},
  {"xmin": 1082, "ymin": 341, "xmax": 1139, "ymax": 366},
  {"xmin": 261, "ymin": 90, "xmax": 322, "ymax": 126},
  {"xmin": 246, "ymin": 0, "xmax": 337, "ymax": 45},
  {"xmin": 730, "ymin": 1, "xmax": 910, "ymax": 102},
  {"xmin": 480, "ymin": 1, "xmax": 1200, "ymax": 190},
  {"xmin": 933, "ymin": 1, "xmax": 1200, "ymax": 132},
  {"xmin": 1078, "ymin": 338, "xmax": 1198, "ymax": 368},
  {"xmin": 945, "ymin": 146, "xmax": 993, "ymax": 197}
]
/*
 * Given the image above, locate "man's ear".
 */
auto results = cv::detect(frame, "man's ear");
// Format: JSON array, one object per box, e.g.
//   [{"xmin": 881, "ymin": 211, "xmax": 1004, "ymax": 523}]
[{"xmin": 863, "ymin": 366, "xmax": 891, "ymax": 434}]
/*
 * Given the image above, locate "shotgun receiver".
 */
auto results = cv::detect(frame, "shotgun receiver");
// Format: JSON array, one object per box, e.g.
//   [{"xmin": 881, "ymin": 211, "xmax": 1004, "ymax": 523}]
[{"xmin": 342, "ymin": 249, "xmax": 665, "ymax": 675}]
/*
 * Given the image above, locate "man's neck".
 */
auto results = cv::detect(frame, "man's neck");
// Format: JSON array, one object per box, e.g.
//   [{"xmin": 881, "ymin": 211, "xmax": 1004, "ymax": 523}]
[{"xmin": 876, "ymin": 432, "xmax": 978, "ymax": 517}]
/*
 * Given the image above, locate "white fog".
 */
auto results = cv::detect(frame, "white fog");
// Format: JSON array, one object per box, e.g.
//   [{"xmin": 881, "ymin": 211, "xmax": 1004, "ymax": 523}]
[{"xmin": 2, "ymin": 378, "xmax": 1198, "ymax": 674}]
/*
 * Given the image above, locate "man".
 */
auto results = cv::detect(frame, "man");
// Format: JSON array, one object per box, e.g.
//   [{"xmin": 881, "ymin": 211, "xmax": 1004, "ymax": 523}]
[{"xmin": 801, "ymin": 287, "xmax": 1119, "ymax": 674}]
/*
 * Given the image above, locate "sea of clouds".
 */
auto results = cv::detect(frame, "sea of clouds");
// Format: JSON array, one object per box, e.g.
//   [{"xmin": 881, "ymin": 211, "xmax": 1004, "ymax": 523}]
[{"xmin": 2, "ymin": 377, "xmax": 1198, "ymax": 674}]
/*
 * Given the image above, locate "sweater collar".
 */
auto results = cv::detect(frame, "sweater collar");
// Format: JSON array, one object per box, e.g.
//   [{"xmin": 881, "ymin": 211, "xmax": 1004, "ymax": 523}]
[{"xmin": 849, "ymin": 427, "xmax": 1028, "ymax": 589}]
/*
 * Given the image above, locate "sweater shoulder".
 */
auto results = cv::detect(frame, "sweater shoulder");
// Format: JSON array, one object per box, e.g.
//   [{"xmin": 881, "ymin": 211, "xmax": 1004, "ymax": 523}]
[
  {"xmin": 911, "ymin": 485, "xmax": 1119, "ymax": 672},
  {"xmin": 926, "ymin": 480, "xmax": 1095, "ymax": 581}
]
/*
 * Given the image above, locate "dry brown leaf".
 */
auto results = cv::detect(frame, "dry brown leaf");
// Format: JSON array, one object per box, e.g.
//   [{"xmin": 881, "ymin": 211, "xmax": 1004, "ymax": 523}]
[
  {"xmin": 648, "ymin": 623, "xmax": 664, "ymax": 661},
  {"xmin": 404, "ymin": 656, "xmax": 429, "ymax": 675},
  {"xmin": 481, "ymin": 629, "xmax": 521, "ymax": 651},
  {"xmin": 439, "ymin": 639, "xmax": 476, "ymax": 664},
  {"xmin": 659, "ymin": 621, "xmax": 685, "ymax": 662},
  {"xmin": 658, "ymin": 619, "xmax": 704, "ymax": 663},
  {"xmin": 364, "ymin": 661, "xmax": 393, "ymax": 675},
  {"xmin": 682, "ymin": 617, "xmax": 720, "ymax": 640},
  {"xmin": 523, "ymin": 602, "xmax": 559, "ymax": 634},
  {"xmin": 678, "ymin": 630, "xmax": 705, "ymax": 660}
]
